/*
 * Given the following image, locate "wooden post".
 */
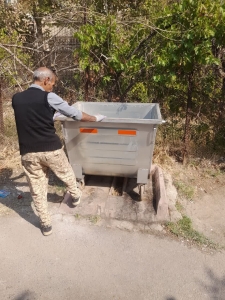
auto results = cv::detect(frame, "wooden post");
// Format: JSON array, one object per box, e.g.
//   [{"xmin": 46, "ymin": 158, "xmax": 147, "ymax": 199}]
[{"xmin": 0, "ymin": 80, "xmax": 4, "ymax": 136}]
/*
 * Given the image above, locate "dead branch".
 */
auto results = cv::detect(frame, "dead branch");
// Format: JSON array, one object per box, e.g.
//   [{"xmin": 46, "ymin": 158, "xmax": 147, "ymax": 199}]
[{"xmin": 0, "ymin": 44, "xmax": 33, "ymax": 74}]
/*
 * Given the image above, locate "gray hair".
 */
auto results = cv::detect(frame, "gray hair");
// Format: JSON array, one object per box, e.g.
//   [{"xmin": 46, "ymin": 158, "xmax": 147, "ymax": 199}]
[{"xmin": 33, "ymin": 67, "xmax": 55, "ymax": 82}]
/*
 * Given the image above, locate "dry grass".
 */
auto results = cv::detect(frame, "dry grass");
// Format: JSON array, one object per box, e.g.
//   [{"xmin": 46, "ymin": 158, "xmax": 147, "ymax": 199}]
[
  {"xmin": 0, "ymin": 136, "xmax": 21, "ymax": 171},
  {"xmin": 0, "ymin": 105, "xmax": 64, "ymax": 172},
  {"xmin": 153, "ymin": 144, "xmax": 175, "ymax": 167},
  {"xmin": 0, "ymin": 103, "xmax": 21, "ymax": 171}
]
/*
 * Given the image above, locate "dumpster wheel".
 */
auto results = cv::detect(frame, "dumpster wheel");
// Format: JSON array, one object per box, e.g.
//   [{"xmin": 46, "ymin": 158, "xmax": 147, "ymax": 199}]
[
  {"xmin": 77, "ymin": 177, "xmax": 85, "ymax": 190},
  {"xmin": 139, "ymin": 184, "xmax": 145, "ymax": 201}
]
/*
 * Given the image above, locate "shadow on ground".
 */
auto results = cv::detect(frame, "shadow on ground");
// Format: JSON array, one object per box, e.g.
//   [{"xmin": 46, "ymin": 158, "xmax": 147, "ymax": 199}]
[
  {"xmin": 13, "ymin": 290, "xmax": 37, "ymax": 300},
  {"xmin": 164, "ymin": 268, "xmax": 225, "ymax": 300},
  {"xmin": 200, "ymin": 267, "xmax": 225, "ymax": 300},
  {"xmin": 0, "ymin": 167, "xmax": 64, "ymax": 228}
]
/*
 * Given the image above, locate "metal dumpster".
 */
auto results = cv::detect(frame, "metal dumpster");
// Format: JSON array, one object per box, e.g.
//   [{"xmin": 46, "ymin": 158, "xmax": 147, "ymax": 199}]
[{"xmin": 56, "ymin": 102, "xmax": 163, "ymax": 186}]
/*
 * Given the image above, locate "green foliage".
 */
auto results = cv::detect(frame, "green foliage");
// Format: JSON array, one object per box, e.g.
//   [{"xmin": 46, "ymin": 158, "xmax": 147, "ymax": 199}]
[
  {"xmin": 1, "ymin": 0, "xmax": 225, "ymax": 154},
  {"xmin": 174, "ymin": 180, "xmax": 195, "ymax": 199},
  {"xmin": 75, "ymin": 14, "xmax": 151, "ymax": 100},
  {"xmin": 127, "ymin": 82, "xmax": 148, "ymax": 102},
  {"xmin": 148, "ymin": 0, "xmax": 225, "ymax": 152},
  {"xmin": 0, "ymin": 29, "xmax": 30, "ymax": 82},
  {"xmin": 166, "ymin": 216, "xmax": 216, "ymax": 247},
  {"xmin": 21, "ymin": 0, "xmax": 62, "ymax": 14},
  {"xmin": 155, "ymin": 0, "xmax": 224, "ymax": 72},
  {"xmin": 89, "ymin": 215, "xmax": 101, "ymax": 224},
  {"xmin": 72, "ymin": 0, "xmax": 225, "ymax": 152}
]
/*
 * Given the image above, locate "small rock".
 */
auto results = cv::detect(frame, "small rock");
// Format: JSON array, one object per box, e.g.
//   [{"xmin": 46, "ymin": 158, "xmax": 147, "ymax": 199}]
[
  {"xmin": 119, "ymin": 221, "xmax": 134, "ymax": 231},
  {"xmin": 149, "ymin": 223, "xmax": 164, "ymax": 232}
]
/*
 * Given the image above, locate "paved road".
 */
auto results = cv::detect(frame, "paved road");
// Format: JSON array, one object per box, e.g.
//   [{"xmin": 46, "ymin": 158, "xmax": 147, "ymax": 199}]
[{"xmin": 0, "ymin": 214, "xmax": 225, "ymax": 300}]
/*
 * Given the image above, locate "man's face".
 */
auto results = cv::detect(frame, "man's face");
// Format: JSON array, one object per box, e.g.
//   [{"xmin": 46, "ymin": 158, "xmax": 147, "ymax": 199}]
[{"xmin": 43, "ymin": 76, "xmax": 56, "ymax": 92}]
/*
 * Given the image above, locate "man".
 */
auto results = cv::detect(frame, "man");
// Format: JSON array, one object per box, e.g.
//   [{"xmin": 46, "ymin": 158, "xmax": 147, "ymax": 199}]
[{"xmin": 12, "ymin": 67, "xmax": 106, "ymax": 236}]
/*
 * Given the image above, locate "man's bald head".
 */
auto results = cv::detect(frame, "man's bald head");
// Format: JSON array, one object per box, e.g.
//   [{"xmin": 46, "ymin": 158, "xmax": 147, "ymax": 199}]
[
  {"xmin": 33, "ymin": 67, "xmax": 55, "ymax": 82},
  {"xmin": 33, "ymin": 67, "xmax": 56, "ymax": 92}
]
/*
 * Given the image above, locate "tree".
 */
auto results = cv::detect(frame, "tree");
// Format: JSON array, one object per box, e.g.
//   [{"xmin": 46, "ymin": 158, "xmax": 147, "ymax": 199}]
[
  {"xmin": 1, "ymin": 0, "xmax": 225, "ymax": 158},
  {"xmin": 74, "ymin": 0, "xmax": 164, "ymax": 101},
  {"xmin": 152, "ymin": 0, "xmax": 225, "ymax": 162}
]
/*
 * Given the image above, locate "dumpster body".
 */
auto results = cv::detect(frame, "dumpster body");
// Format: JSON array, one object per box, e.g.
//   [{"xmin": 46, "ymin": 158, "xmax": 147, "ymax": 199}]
[{"xmin": 56, "ymin": 102, "xmax": 162, "ymax": 185}]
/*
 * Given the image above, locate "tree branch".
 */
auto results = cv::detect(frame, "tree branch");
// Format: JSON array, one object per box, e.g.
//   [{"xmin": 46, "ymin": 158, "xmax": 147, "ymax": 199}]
[{"xmin": 0, "ymin": 44, "xmax": 33, "ymax": 74}]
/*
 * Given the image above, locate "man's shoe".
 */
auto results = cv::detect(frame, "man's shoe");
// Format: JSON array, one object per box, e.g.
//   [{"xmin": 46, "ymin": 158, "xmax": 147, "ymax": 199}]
[
  {"xmin": 41, "ymin": 225, "xmax": 52, "ymax": 236},
  {"xmin": 72, "ymin": 195, "xmax": 81, "ymax": 206}
]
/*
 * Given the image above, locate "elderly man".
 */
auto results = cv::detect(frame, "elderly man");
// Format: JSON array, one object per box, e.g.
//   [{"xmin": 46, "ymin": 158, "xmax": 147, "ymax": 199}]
[{"xmin": 12, "ymin": 67, "xmax": 106, "ymax": 236}]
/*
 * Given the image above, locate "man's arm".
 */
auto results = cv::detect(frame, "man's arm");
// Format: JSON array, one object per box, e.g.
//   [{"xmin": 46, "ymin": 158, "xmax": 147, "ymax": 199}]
[
  {"xmin": 81, "ymin": 112, "xmax": 106, "ymax": 122},
  {"xmin": 48, "ymin": 93, "xmax": 83, "ymax": 120},
  {"xmin": 48, "ymin": 93, "xmax": 105, "ymax": 122},
  {"xmin": 81, "ymin": 112, "xmax": 96, "ymax": 122}
]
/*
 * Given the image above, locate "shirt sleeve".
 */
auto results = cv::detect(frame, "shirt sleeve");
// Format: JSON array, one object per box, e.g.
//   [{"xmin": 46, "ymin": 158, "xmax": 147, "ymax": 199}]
[{"xmin": 47, "ymin": 92, "xmax": 82, "ymax": 121}]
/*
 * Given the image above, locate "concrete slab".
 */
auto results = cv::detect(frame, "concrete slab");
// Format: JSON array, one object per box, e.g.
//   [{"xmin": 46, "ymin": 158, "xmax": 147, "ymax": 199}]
[{"xmin": 57, "ymin": 167, "xmax": 170, "ymax": 225}]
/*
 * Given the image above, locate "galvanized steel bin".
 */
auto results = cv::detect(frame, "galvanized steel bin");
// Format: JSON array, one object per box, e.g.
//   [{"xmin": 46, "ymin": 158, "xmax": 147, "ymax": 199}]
[{"xmin": 56, "ymin": 102, "xmax": 163, "ymax": 185}]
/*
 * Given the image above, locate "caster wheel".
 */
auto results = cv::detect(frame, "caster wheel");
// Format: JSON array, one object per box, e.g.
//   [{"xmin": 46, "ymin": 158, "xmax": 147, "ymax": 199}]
[
  {"xmin": 77, "ymin": 176, "xmax": 85, "ymax": 190},
  {"xmin": 80, "ymin": 179, "xmax": 85, "ymax": 190}
]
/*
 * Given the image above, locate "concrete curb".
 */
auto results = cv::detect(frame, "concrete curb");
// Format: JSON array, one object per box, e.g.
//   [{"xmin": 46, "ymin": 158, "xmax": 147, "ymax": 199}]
[{"xmin": 151, "ymin": 164, "xmax": 169, "ymax": 222}]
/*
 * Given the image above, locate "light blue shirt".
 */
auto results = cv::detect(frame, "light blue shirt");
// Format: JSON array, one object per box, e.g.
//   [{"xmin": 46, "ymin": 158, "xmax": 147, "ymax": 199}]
[{"xmin": 30, "ymin": 84, "xmax": 82, "ymax": 120}]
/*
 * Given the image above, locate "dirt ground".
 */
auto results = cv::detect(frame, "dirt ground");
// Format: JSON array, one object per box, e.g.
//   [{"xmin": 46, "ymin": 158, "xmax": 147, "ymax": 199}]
[
  {"xmin": 162, "ymin": 156, "xmax": 225, "ymax": 246},
  {"xmin": 0, "ymin": 152, "xmax": 225, "ymax": 247}
]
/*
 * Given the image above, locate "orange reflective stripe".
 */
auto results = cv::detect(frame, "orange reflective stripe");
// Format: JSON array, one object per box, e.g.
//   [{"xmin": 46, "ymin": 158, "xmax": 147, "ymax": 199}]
[
  {"xmin": 80, "ymin": 128, "xmax": 98, "ymax": 133},
  {"xmin": 118, "ymin": 130, "xmax": 136, "ymax": 135}
]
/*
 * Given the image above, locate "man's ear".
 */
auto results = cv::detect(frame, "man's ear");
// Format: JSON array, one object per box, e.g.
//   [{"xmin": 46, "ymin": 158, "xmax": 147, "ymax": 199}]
[{"xmin": 43, "ymin": 77, "xmax": 49, "ymax": 85}]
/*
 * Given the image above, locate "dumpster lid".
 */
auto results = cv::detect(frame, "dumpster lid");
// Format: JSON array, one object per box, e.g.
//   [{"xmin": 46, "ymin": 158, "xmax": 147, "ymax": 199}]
[{"xmin": 54, "ymin": 102, "xmax": 163, "ymax": 124}]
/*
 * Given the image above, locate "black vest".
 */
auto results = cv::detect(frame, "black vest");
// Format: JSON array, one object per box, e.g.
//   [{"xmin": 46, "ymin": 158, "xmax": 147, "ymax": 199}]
[{"xmin": 12, "ymin": 87, "xmax": 62, "ymax": 155}]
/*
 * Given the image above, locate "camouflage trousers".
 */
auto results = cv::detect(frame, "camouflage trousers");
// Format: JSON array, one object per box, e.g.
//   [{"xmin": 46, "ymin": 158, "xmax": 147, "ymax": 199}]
[{"xmin": 21, "ymin": 148, "xmax": 81, "ymax": 227}]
